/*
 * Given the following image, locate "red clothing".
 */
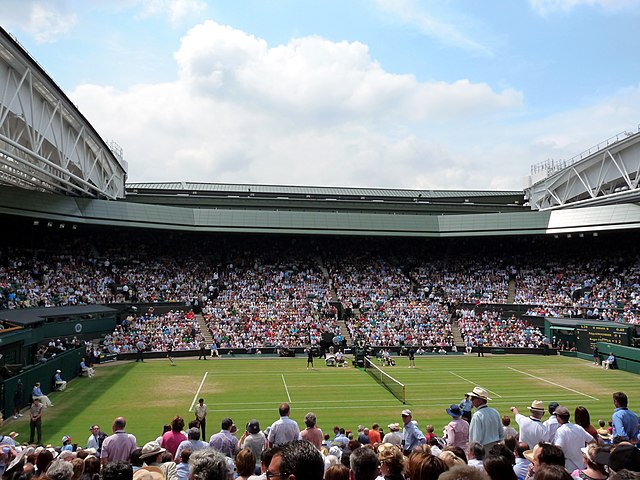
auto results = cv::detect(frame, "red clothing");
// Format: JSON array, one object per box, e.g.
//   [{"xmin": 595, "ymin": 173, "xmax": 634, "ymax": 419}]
[
  {"xmin": 161, "ymin": 430, "xmax": 187, "ymax": 458},
  {"xmin": 368, "ymin": 429, "xmax": 381, "ymax": 444}
]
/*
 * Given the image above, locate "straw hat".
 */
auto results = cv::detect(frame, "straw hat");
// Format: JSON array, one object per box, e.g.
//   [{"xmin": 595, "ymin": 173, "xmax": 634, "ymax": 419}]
[{"xmin": 467, "ymin": 387, "xmax": 491, "ymax": 401}]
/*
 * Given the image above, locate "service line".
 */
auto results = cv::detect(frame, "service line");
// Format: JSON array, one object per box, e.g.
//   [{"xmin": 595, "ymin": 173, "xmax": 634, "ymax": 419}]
[
  {"xmin": 508, "ymin": 367, "xmax": 599, "ymax": 401},
  {"xmin": 189, "ymin": 371, "xmax": 209, "ymax": 412},
  {"xmin": 282, "ymin": 374, "xmax": 292, "ymax": 403},
  {"xmin": 449, "ymin": 371, "xmax": 502, "ymax": 398}
]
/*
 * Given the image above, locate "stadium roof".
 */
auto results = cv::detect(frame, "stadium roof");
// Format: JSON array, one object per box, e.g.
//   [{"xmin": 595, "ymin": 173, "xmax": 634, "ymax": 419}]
[{"xmin": 126, "ymin": 181, "xmax": 521, "ymax": 200}]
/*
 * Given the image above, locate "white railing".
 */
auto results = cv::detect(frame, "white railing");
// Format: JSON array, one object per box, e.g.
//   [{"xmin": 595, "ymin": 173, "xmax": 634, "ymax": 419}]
[{"xmin": 530, "ymin": 125, "xmax": 640, "ymax": 177}]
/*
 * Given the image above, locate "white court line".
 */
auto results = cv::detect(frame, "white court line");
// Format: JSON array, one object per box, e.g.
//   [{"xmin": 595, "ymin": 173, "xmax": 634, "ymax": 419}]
[
  {"xmin": 508, "ymin": 367, "xmax": 599, "ymax": 401},
  {"xmin": 282, "ymin": 374, "xmax": 292, "ymax": 403},
  {"xmin": 449, "ymin": 371, "xmax": 502, "ymax": 398},
  {"xmin": 189, "ymin": 372, "xmax": 209, "ymax": 412}
]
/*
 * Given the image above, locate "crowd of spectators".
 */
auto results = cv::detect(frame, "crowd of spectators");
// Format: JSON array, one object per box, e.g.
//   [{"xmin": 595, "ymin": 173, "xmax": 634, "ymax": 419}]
[
  {"xmin": 2, "ymin": 230, "xmax": 640, "ymax": 356},
  {"xmin": 2, "ymin": 391, "xmax": 638, "ymax": 480},
  {"xmin": 102, "ymin": 310, "xmax": 202, "ymax": 354},
  {"xmin": 457, "ymin": 309, "xmax": 546, "ymax": 348}
]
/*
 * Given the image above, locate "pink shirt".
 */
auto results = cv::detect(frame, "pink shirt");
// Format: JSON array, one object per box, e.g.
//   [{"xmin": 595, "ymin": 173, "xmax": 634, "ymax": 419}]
[
  {"xmin": 162, "ymin": 431, "xmax": 188, "ymax": 458},
  {"xmin": 101, "ymin": 431, "xmax": 137, "ymax": 463}
]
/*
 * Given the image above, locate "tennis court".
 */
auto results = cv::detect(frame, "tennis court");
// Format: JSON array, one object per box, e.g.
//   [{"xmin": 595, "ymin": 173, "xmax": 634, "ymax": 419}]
[{"xmin": 3, "ymin": 353, "xmax": 638, "ymax": 446}]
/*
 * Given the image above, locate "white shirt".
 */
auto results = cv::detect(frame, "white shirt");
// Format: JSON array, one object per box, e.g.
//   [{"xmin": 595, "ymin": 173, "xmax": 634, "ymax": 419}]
[
  {"xmin": 554, "ymin": 422, "xmax": 594, "ymax": 472},
  {"xmin": 543, "ymin": 414, "xmax": 559, "ymax": 442},
  {"xmin": 515, "ymin": 414, "xmax": 548, "ymax": 449}
]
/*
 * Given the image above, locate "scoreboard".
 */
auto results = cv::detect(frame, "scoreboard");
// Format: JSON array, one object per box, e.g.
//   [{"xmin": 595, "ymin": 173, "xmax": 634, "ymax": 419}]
[{"xmin": 575, "ymin": 323, "xmax": 631, "ymax": 352}]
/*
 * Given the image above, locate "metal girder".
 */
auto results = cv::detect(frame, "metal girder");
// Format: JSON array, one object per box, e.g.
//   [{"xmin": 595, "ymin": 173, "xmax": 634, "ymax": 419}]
[
  {"xmin": 0, "ymin": 28, "xmax": 126, "ymax": 199},
  {"xmin": 525, "ymin": 129, "xmax": 640, "ymax": 210}
]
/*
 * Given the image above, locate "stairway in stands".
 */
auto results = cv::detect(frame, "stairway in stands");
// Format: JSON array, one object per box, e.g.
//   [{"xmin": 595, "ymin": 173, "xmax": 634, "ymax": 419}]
[
  {"xmin": 450, "ymin": 317, "xmax": 465, "ymax": 350},
  {"xmin": 507, "ymin": 279, "xmax": 516, "ymax": 303},
  {"xmin": 196, "ymin": 314, "xmax": 214, "ymax": 345},
  {"xmin": 338, "ymin": 318, "xmax": 352, "ymax": 345}
]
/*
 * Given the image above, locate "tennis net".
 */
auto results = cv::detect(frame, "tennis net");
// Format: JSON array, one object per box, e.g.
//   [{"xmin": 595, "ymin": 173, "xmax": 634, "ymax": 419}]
[{"xmin": 364, "ymin": 356, "xmax": 406, "ymax": 404}]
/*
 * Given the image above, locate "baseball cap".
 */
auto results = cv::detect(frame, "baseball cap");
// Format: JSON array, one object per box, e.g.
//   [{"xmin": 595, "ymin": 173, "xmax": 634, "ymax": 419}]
[{"xmin": 401, "ymin": 409, "xmax": 412, "ymax": 416}]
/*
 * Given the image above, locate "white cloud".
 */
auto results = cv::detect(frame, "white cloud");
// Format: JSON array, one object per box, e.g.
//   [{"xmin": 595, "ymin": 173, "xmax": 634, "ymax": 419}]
[
  {"xmin": 174, "ymin": 21, "xmax": 518, "ymax": 124},
  {"xmin": 135, "ymin": 0, "xmax": 208, "ymax": 23},
  {"xmin": 373, "ymin": 0, "xmax": 493, "ymax": 56},
  {"xmin": 67, "ymin": 21, "xmax": 640, "ymax": 191},
  {"xmin": 529, "ymin": 0, "xmax": 639, "ymax": 14},
  {"xmin": 0, "ymin": 0, "xmax": 77, "ymax": 43}
]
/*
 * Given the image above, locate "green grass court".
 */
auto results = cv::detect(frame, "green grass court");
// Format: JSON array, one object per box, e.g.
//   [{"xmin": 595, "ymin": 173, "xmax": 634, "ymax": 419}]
[{"xmin": 3, "ymin": 354, "xmax": 638, "ymax": 447}]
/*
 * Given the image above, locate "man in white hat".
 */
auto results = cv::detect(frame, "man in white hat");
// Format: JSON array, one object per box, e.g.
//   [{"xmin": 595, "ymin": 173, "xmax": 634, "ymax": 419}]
[
  {"xmin": 382, "ymin": 423, "xmax": 402, "ymax": 447},
  {"xmin": 467, "ymin": 386, "xmax": 503, "ymax": 454},
  {"xmin": 401, "ymin": 409, "xmax": 425, "ymax": 455},
  {"xmin": 54, "ymin": 370, "xmax": 66, "ymax": 391},
  {"xmin": 140, "ymin": 441, "xmax": 177, "ymax": 480},
  {"xmin": 511, "ymin": 400, "xmax": 549, "ymax": 448}
]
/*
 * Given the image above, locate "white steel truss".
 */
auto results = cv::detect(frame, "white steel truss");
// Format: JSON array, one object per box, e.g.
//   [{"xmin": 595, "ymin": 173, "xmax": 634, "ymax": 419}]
[
  {"xmin": 0, "ymin": 28, "xmax": 126, "ymax": 199},
  {"xmin": 525, "ymin": 129, "xmax": 640, "ymax": 211}
]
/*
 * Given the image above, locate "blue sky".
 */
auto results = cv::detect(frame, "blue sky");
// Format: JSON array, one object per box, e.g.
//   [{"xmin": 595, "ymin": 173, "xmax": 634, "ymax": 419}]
[{"xmin": 2, "ymin": 0, "xmax": 639, "ymax": 190}]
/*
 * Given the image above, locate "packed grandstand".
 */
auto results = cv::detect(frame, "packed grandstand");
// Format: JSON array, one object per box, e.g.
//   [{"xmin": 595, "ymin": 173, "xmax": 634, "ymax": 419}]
[{"xmin": 2, "ymin": 218, "xmax": 640, "ymax": 356}]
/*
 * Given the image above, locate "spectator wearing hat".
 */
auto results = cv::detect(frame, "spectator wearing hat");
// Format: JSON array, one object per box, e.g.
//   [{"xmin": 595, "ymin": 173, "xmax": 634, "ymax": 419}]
[
  {"xmin": 611, "ymin": 392, "xmax": 639, "ymax": 444},
  {"xmin": 459, "ymin": 394, "xmax": 473, "ymax": 423},
  {"xmin": 377, "ymin": 443, "xmax": 404, "ymax": 480},
  {"xmin": 571, "ymin": 444, "xmax": 609, "ymax": 480},
  {"xmin": 0, "ymin": 432, "xmax": 19, "ymax": 447},
  {"xmin": 300, "ymin": 413, "xmax": 323, "ymax": 450},
  {"xmin": 175, "ymin": 428, "xmax": 208, "ymax": 461},
  {"xmin": 444, "ymin": 404, "xmax": 470, "ymax": 450},
  {"xmin": 552, "ymin": 405, "xmax": 595, "ymax": 472},
  {"xmin": 54, "ymin": 370, "xmax": 67, "ymax": 391},
  {"xmin": 467, "ymin": 387, "xmax": 503, "ymax": 454},
  {"xmin": 101, "ymin": 417, "xmax": 137, "ymax": 465},
  {"xmin": 543, "ymin": 402, "xmax": 560, "ymax": 443},
  {"xmin": 604, "ymin": 442, "xmax": 640, "ymax": 475},
  {"xmin": 62, "ymin": 435, "xmax": 74, "ymax": 452},
  {"xmin": 401, "ymin": 409, "xmax": 426, "ymax": 455},
  {"xmin": 267, "ymin": 403, "xmax": 300, "ymax": 447},
  {"xmin": 139, "ymin": 441, "xmax": 177, "ymax": 480},
  {"xmin": 511, "ymin": 400, "xmax": 548, "ymax": 449},
  {"xmin": 28, "ymin": 397, "xmax": 44, "ymax": 445},
  {"xmin": 382, "ymin": 423, "xmax": 403, "ymax": 447},
  {"xmin": 134, "ymin": 466, "xmax": 167, "ymax": 480},
  {"xmin": 209, "ymin": 418, "xmax": 239, "ymax": 458},
  {"xmin": 240, "ymin": 420, "xmax": 267, "ymax": 469}
]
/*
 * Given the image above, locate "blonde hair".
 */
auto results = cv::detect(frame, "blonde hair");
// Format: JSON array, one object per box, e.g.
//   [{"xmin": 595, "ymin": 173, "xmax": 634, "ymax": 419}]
[
  {"xmin": 378, "ymin": 443, "xmax": 404, "ymax": 474},
  {"xmin": 439, "ymin": 450, "xmax": 466, "ymax": 469}
]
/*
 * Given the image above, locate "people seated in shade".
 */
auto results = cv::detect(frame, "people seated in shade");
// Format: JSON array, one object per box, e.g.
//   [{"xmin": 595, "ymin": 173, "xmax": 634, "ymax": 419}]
[
  {"xmin": 602, "ymin": 352, "xmax": 616, "ymax": 369},
  {"xmin": 32, "ymin": 382, "xmax": 53, "ymax": 407}
]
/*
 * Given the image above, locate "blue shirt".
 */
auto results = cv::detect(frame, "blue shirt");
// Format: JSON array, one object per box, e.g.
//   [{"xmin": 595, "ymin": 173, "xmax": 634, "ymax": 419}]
[
  {"xmin": 612, "ymin": 407, "xmax": 639, "ymax": 442},
  {"xmin": 403, "ymin": 420, "xmax": 426, "ymax": 452},
  {"xmin": 469, "ymin": 404, "xmax": 504, "ymax": 447}
]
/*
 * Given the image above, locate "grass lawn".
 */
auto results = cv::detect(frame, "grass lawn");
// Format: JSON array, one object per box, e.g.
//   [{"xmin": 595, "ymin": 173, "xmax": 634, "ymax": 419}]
[{"xmin": 3, "ymin": 353, "xmax": 637, "ymax": 447}]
